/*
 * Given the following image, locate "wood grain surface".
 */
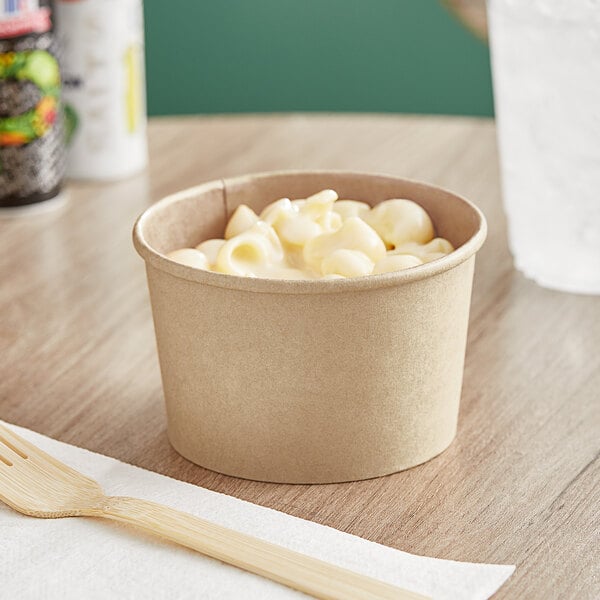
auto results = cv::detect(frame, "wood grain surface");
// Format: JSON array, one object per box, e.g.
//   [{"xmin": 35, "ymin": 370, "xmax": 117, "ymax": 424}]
[{"xmin": 1, "ymin": 115, "xmax": 598, "ymax": 599}]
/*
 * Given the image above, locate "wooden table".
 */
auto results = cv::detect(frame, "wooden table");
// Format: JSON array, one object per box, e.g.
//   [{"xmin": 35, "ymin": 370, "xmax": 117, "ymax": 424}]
[{"xmin": 1, "ymin": 115, "xmax": 598, "ymax": 599}]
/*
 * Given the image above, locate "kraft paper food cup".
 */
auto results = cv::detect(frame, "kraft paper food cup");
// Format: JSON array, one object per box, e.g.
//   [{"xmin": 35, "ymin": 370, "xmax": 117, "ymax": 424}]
[{"xmin": 133, "ymin": 171, "xmax": 487, "ymax": 483}]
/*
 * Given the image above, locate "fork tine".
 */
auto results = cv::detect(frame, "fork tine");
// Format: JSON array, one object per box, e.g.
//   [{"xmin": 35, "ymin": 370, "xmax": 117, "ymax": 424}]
[
  {"xmin": 0, "ymin": 422, "xmax": 102, "ymax": 491},
  {"xmin": 0, "ymin": 422, "xmax": 37, "ymax": 458},
  {"xmin": 0, "ymin": 431, "xmax": 28, "ymax": 459},
  {"xmin": 0, "ymin": 423, "xmax": 80, "ymax": 475},
  {"xmin": 0, "ymin": 422, "xmax": 59, "ymax": 462},
  {"xmin": 0, "ymin": 422, "xmax": 65, "ymax": 462}
]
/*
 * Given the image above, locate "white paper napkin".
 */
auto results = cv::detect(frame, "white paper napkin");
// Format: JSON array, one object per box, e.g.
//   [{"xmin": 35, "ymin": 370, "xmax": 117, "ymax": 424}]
[{"xmin": 0, "ymin": 422, "xmax": 514, "ymax": 599}]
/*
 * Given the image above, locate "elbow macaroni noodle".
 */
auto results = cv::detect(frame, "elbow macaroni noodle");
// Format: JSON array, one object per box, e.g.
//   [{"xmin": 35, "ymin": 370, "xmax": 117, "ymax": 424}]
[{"xmin": 167, "ymin": 190, "xmax": 454, "ymax": 279}]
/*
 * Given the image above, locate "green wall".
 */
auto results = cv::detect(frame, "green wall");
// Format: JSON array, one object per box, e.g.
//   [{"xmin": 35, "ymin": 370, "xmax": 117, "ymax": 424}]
[{"xmin": 144, "ymin": 0, "xmax": 493, "ymax": 117}]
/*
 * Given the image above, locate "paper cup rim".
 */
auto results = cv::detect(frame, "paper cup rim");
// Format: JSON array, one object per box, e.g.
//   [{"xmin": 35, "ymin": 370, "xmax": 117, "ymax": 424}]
[{"xmin": 133, "ymin": 170, "xmax": 487, "ymax": 295}]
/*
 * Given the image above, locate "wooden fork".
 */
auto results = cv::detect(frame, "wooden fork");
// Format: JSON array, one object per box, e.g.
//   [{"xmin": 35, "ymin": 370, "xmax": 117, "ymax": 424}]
[{"xmin": 0, "ymin": 423, "xmax": 427, "ymax": 600}]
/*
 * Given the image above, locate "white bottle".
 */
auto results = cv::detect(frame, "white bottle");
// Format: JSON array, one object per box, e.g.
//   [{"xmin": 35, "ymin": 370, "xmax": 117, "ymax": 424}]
[{"xmin": 56, "ymin": 0, "xmax": 147, "ymax": 180}]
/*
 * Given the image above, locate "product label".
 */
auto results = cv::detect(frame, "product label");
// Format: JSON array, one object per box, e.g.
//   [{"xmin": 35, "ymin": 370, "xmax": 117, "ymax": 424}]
[{"xmin": 0, "ymin": 1, "xmax": 65, "ymax": 206}]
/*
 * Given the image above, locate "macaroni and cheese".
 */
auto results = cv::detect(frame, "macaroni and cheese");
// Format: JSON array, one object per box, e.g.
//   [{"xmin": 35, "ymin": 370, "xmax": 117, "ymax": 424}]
[{"xmin": 167, "ymin": 190, "xmax": 454, "ymax": 279}]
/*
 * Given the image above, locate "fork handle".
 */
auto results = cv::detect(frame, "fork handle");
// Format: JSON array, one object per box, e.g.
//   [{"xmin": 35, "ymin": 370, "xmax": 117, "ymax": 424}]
[{"xmin": 101, "ymin": 496, "xmax": 427, "ymax": 600}]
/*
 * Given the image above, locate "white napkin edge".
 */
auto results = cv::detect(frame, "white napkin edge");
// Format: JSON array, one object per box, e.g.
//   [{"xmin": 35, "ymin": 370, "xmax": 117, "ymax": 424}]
[{"xmin": 2, "ymin": 421, "xmax": 515, "ymax": 599}]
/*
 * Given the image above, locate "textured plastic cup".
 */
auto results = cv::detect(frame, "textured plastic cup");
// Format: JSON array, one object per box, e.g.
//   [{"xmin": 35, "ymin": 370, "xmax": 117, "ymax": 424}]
[
  {"xmin": 488, "ymin": 0, "xmax": 600, "ymax": 294},
  {"xmin": 133, "ymin": 171, "xmax": 486, "ymax": 483}
]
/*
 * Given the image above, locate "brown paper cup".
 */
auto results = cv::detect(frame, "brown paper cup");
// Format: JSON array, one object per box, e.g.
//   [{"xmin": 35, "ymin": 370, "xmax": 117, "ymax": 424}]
[{"xmin": 133, "ymin": 171, "xmax": 486, "ymax": 483}]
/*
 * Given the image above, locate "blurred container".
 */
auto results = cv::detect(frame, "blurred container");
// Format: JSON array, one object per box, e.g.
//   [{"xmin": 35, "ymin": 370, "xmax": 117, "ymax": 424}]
[
  {"xmin": 488, "ymin": 0, "xmax": 600, "ymax": 294},
  {"xmin": 56, "ymin": 0, "xmax": 147, "ymax": 180},
  {"xmin": 0, "ymin": 0, "xmax": 66, "ymax": 211}
]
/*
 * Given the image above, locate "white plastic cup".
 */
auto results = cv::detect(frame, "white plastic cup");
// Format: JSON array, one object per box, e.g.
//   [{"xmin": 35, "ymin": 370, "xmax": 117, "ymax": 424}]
[{"xmin": 488, "ymin": 0, "xmax": 600, "ymax": 295}]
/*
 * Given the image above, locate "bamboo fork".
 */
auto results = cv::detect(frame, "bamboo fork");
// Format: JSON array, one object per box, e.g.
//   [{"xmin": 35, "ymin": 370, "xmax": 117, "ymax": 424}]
[{"xmin": 0, "ymin": 423, "xmax": 428, "ymax": 600}]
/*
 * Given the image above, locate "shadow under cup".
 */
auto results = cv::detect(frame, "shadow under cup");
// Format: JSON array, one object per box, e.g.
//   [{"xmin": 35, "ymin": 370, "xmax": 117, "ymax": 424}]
[{"xmin": 133, "ymin": 171, "xmax": 487, "ymax": 484}]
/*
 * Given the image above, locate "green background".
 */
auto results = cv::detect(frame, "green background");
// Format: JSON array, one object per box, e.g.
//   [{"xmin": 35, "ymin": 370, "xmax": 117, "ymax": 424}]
[{"xmin": 143, "ymin": 0, "xmax": 493, "ymax": 117}]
